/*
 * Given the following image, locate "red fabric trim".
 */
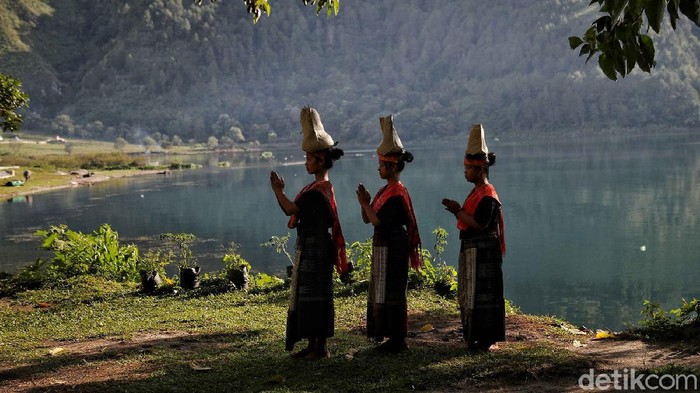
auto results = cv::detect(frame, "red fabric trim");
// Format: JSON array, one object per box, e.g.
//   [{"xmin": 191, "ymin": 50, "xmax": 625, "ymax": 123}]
[
  {"xmin": 371, "ymin": 182, "xmax": 423, "ymax": 270},
  {"xmin": 457, "ymin": 183, "xmax": 506, "ymax": 256},
  {"xmin": 288, "ymin": 180, "xmax": 348, "ymax": 274},
  {"xmin": 464, "ymin": 158, "xmax": 487, "ymax": 166},
  {"xmin": 378, "ymin": 154, "xmax": 401, "ymax": 163}
]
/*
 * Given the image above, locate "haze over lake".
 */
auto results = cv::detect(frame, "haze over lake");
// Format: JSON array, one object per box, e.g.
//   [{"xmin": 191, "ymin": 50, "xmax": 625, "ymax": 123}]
[{"xmin": 2, "ymin": 132, "xmax": 699, "ymax": 330}]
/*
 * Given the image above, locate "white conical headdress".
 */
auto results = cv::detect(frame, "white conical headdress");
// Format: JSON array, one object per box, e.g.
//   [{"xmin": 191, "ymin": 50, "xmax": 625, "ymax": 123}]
[
  {"xmin": 377, "ymin": 115, "xmax": 404, "ymax": 155},
  {"xmin": 300, "ymin": 106, "xmax": 335, "ymax": 153},
  {"xmin": 466, "ymin": 124, "xmax": 488, "ymax": 157}
]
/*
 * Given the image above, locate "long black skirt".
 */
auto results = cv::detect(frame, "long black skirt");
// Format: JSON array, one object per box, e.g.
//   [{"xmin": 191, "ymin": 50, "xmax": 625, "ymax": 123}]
[
  {"xmin": 286, "ymin": 231, "xmax": 335, "ymax": 351},
  {"xmin": 457, "ymin": 237, "xmax": 505, "ymax": 347},
  {"xmin": 367, "ymin": 229, "xmax": 409, "ymax": 341}
]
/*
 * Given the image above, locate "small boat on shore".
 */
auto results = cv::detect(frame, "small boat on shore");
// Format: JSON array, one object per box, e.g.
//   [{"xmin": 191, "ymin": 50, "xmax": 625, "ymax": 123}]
[{"xmin": 4, "ymin": 180, "xmax": 24, "ymax": 187}]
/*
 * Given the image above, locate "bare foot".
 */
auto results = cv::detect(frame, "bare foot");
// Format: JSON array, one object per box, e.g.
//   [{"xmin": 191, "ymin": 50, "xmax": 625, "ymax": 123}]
[
  {"xmin": 376, "ymin": 339, "xmax": 408, "ymax": 354},
  {"xmin": 303, "ymin": 350, "xmax": 330, "ymax": 360},
  {"xmin": 291, "ymin": 346, "xmax": 313, "ymax": 358}
]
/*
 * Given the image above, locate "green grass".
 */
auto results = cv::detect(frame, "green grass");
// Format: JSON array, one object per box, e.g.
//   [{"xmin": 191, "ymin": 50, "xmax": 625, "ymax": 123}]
[{"xmin": 0, "ymin": 279, "xmax": 591, "ymax": 392}]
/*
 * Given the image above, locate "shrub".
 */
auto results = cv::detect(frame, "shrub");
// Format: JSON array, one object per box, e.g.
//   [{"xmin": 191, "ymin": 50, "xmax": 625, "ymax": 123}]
[
  {"xmin": 221, "ymin": 242, "xmax": 251, "ymax": 289},
  {"xmin": 629, "ymin": 299, "xmax": 700, "ymax": 340},
  {"xmin": 34, "ymin": 224, "xmax": 139, "ymax": 282},
  {"xmin": 159, "ymin": 232, "xmax": 197, "ymax": 269}
]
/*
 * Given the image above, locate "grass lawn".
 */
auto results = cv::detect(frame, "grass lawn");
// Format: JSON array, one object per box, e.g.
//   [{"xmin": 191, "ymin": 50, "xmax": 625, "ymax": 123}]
[{"xmin": 0, "ymin": 278, "xmax": 591, "ymax": 392}]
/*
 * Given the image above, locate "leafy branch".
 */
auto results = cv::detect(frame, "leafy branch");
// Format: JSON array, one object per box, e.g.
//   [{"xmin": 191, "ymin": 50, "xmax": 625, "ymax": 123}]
[{"xmin": 569, "ymin": 0, "xmax": 700, "ymax": 80}]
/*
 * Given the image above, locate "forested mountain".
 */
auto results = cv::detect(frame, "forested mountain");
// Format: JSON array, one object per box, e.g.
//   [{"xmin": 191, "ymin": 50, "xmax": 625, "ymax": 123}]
[{"xmin": 1, "ymin": 0, "xmax": 699, "ymax": 145}]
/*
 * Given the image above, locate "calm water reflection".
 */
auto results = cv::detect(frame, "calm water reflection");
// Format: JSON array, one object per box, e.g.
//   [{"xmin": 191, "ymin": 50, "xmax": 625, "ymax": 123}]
[{"xmin": 1, "ymin": 132, "xmax": 699, "ymax": 329}]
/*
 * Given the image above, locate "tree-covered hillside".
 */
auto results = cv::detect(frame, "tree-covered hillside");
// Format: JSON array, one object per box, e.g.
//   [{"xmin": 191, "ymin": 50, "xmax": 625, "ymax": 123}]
[{"xmin": 1, "ymin": 0, "xmax": 699, "ymax": 144}]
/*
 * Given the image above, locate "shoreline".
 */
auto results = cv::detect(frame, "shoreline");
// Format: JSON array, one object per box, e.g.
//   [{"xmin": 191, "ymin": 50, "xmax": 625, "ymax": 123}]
[{"xmin": 3, "ymin": 169, "xmax": 171, "ymax": 199}]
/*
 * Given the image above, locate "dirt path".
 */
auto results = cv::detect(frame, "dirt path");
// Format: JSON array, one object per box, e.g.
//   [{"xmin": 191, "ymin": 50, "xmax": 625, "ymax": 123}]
[
  {"xmin": 414, "ymin": 314, "xmax": 700, "ymax": 392},
  {"xmin": 1, "ymin": 314, "xmax": 698, "ymax": 392}
]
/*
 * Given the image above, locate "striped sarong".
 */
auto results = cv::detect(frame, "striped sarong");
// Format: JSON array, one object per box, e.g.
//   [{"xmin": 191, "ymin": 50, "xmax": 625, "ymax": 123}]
[
  {"xmin": 286, "ymin": 230, "xmax": 335, "ymax": 351},
  {"xmin": 458, "ymin": 236, "xmax": 505, "ymax": 347},
  {"xmin": 367, "ymin": 229, "xmax": 409, "ymax": 342}
]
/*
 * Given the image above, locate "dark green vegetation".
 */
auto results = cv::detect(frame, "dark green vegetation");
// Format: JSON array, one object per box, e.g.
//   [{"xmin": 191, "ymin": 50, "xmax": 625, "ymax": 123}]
[
  {"xmin": 1, "ymin": 223, "xmax": 698, "ymax": 391},
  {"xmin": 0, "ymin": 223, "xmax": 585, "ymax": 391},
  {"xmin": 0, "ymin": 278, "xmax": 588, "ymax": 392},
  {"xmin": 1, "ymin": 1, "xmax": 699, "ymax": 145},
  {"xmin": 0, "ymin": 72, "xmax": 28, "ymax": 131},
  {"xmin": 4, "ymin": 152, "xmax": 148, "ymax": 172},
  {"xmin": 629, "ymin": 299, "xmax": 700, "ymax": 341},
  {"xmin": 2, "ymin": 223, "xmax": 457, "ymax": 298},
  {"xmin": 570, "ymin": 0, "xmax": 700, "ymax": 80}
]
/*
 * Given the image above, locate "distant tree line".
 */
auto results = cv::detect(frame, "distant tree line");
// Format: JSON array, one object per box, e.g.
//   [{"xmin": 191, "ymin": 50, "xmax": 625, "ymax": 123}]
[{"xmin": 1, "ymin": 1, "xmax": 699, "ymax": 141}]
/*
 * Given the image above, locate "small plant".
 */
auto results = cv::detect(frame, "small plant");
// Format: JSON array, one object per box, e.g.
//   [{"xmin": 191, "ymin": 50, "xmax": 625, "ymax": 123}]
[
  {"xmin": 428, "ymin": 227, "xmax": 456, "ymax": 297},
  {"xmin": 408, "ymin": 248, "xmax": 435, "ymax": 289},
  {"xmin": 11, "ymin": 258, "xmax": 48, "ymax": 290},
  {"xmin": 345, "ymin": 238, "xmax": 373, "ymax": 284},
  {"xmin": 159, "ymin": 232, "xmax": 197, "ymax": 269},
  {"xmin": 433, "ymin": 264, "xmax": 457, "ymax": 297},
  {"xmin": 432, "ymin": 227, "xmax": 449, "ymax": 266},
  {"xmin": 261, "ymin": 233, "xmax": 293, "ymax": 265},
  {"xmin": 250, "ymin": 272, "xmax": 285, "ymax": 293},
  {"xmin": 159, "ymin": 232, "xmax": 199, "ymax": 290},
  {"xmin": 138, "ymin": 249, "xmax": 172, "ymax": 276},
  {"xmin": 137, "ymin": 249, "xmax": 172, "ymax": 293},
  {"xmin": 35, "ymin": 224, "xmax": 139, "ymax": 283},
  {"xmin": 222, "ymin": 242, "xmax": 251, "ymax": 289},
  {"xmin": 632, "ymin": 298, "xmax": 700, "ymax": 340}
]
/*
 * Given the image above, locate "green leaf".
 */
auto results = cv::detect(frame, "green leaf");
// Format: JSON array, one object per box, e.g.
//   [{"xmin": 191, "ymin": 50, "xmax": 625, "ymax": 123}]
[
  {"xmin": 598, "ymin": 53, "xmax": 618, "ymax": 80},
  {"xmin": 679, "ymin": 0, "xmax": 700, "ymax": 27},
  {"xmin": 644, "ymin": 0, "xmax": 665, "ymax": 33},
  {"xmin": 624, "ymin": 40, "xmax": 639, "ymax": 73},
  {"xmin": 568, "ymin": 36, "xmax": 584, "ymax": 49},
  {"xmin": 584, "ymin": 26, "xmax": 598, "ymax": 41},
  {"xmin": 594, "ymin": 15, "xmax": 611, "ymax": 32},
  {"xmin": 333, "ymin": 0, "xmax": 340, "ymax": 15},
  {"xmin": 610, "ymin": 0, "xmax": 628, "ymax": 26},
  {"xmin": 639, "ymin": 34, "xmax": 656, "ymax": 71},
  {"xmin": 667, "ymin": 0, "xmax": 681, "ymax": 29},
  {"xmin": 0, "ymin": 73, "xmax": 30, "ymax": 132},
  {"xmin": 612, "ymin": 44, "xmax": 627, "ymax": 76}
]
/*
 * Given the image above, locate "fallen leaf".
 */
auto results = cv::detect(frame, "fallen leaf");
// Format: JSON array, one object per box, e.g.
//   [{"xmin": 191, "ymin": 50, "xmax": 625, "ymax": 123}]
[
  {"xmin": 36, "ymin": 302, "xmax": 51, "ymax": 308},
  {"xmin": 49, "ymin": 347, "xmax": 66, "ymax": 356},
  {"xmin": 595, "ymin": 330, "xmax": 614, "ymax": 339},
  {"xmin": 420, "ymin": 324, "xmax": 434, "ymax": 333}
]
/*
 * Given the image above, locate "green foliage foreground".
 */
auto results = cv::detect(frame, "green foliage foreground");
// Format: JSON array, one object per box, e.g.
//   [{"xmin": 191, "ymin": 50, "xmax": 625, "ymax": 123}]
[
  {"xmin": 0, "ymin": 223, "xmax": 591, "ymax": 391},
  {"xmin": 1, "ymin": 223, "xmax": 698, "ymax": 391},
  {"xmin": 0, "ymin": 279, "xmax": 588, "ymax": 392}
]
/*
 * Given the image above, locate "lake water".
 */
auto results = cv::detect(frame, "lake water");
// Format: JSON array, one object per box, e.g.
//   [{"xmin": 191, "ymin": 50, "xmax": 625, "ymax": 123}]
[{"xmin": 1, "ymin": 132, "xmax": 699, "ymax": 330}]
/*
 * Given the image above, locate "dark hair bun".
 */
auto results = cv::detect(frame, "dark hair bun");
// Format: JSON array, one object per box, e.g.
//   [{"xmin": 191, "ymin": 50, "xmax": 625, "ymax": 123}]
[
  {"xmin": 487, "ymin": 152, "xmax": 496, "ymax": 166},
  {"xmin": 328, "ymin": 147, "xmax": 344, "ymax": 161},
  {"xmin": 401, "ymin": 151, "xmax": 414, "ymax": 163}
]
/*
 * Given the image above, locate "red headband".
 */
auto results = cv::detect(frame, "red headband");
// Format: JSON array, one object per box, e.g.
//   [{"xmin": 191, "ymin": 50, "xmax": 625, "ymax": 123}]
[
  {"xmin": 464, "ymin": 157, "xmax": 487, "ymax": 166},
  {"xmin": 378, "ymin": 154, "xmax": 401, "ymax": 163}
]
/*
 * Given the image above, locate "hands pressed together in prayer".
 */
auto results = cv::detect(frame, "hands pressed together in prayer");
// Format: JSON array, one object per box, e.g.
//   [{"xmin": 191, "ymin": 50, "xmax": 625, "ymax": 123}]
[
  {"xmin": 356, "ymin": 183, "xmax": 371, "ymax": 207},
  {"xmin": 441, "ymin": 198, "xmax": 461, "ymax": 215},
  {"xmin": 270, "ymin": 171, "xmax": 285, "ymax": 193}
]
